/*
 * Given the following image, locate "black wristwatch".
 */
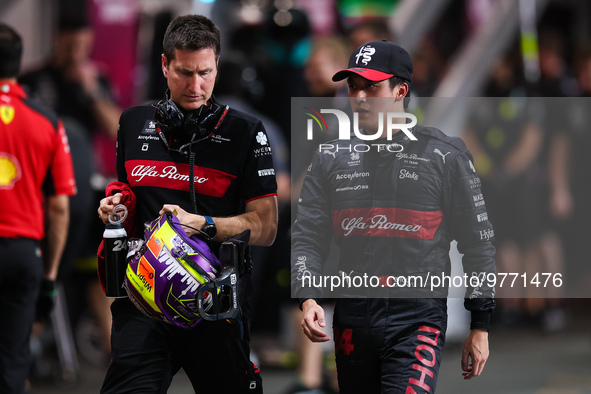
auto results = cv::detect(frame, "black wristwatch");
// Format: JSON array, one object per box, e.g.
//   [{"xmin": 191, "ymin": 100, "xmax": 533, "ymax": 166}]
[{"xmin": 202, "ymin": 216, "xmax": 217, "ymax": 239}]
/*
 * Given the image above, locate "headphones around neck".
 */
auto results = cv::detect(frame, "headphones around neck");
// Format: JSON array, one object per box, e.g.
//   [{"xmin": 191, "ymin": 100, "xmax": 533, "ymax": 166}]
[{"xmin": 154, "ymin": 91, "xmax": 226, "ymax": 140}]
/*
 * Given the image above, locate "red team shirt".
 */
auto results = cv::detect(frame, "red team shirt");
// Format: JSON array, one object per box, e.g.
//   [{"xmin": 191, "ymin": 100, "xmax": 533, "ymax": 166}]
[{"xmin": 0, "ymin": 82, "xmax": 76, "ymax": 240}]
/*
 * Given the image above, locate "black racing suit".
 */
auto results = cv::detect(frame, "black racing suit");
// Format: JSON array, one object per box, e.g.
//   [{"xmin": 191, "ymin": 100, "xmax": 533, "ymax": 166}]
[
  {"xmin": 292, "ymin": 125, "xmax": 496, "ymax": 393},
  {"xmin": 101, "ymin": 98, "xmax": 277, "ymax": 394}
]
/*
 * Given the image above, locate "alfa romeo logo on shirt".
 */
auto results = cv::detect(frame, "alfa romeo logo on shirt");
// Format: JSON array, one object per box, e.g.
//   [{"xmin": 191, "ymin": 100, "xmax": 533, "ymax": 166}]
[{"xmin": 256, "ymin": 132, "xmax": 268, "ymax": 146}]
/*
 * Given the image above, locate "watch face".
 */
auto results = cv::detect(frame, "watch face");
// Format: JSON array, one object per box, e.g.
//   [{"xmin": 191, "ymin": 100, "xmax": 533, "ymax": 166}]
[{"xmin": 204, "ymin": 217, "xmax": 216, "ymax": 238}]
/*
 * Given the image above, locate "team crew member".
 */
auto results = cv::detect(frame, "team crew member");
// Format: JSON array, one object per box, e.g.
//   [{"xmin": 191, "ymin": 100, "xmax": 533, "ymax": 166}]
[
  {"xmin": 97, "ymin": 15, "xmax": 277, "ymax": 393},
  {"xmin": 0, "ymin": 24, "xmax": 76, "ymax": 394},
  {"xmin": 292, "ymin": 40, "xmax": 496, "ymax": 393}
]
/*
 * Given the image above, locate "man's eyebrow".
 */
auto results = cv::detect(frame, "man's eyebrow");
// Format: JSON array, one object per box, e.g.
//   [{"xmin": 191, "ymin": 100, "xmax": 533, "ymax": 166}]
[
  {"xmin": 174, "ymin": 65, "xmax": 213, "ymax": 73},
  {"xmin": 347, "ymin": 77, "xmax": 379, "ymax": 85},
  {"xmin": 174, "ymin": 65, "xmax": 193, "ymax": 72}
]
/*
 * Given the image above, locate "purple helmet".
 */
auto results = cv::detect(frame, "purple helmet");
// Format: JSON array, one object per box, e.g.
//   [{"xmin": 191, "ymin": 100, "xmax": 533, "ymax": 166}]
[{"xmin": 125, "ymin": 212, "xmax": 221, "ymax": 329}]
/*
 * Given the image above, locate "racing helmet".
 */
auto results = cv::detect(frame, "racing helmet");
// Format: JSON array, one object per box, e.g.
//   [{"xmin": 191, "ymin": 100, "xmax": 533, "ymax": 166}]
[{"xmin": 125, "ymin": 212, "xmax": 221, "ymax": 329}]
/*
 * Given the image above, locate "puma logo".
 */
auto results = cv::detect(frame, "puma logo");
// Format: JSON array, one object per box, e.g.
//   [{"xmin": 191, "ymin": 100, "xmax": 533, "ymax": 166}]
[
  {"xmin": 323, "ymin": 149, "xmax": 336, "ymax": 158},
  {"xmin": 433, "ymin": 148, "xmax": 450, "ymax": 163}
]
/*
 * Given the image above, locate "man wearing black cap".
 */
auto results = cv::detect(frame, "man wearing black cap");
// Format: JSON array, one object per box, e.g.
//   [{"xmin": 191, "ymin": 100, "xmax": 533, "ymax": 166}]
[{"xmin": 292, "ymin": 40, "xmax": 496, "ymax": 393}]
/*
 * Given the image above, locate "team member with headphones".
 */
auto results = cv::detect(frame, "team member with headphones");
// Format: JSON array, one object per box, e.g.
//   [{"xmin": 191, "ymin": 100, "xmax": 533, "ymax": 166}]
[{"xmin": 97, "ymin": 14, "xmax": 278, "ymax": 393}]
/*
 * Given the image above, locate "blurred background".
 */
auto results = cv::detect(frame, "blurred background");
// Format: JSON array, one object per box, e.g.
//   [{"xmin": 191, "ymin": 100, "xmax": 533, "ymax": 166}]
[{"xmin": 2, "ymin": 0, "xmax": 591, "ymax": 392}]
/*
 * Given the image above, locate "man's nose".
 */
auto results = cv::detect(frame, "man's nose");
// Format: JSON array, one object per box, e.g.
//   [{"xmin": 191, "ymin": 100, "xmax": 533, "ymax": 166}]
[
  {"xmin": 352, "ymin": 89, "xmax": 366, "ymax": 102},
  {"xmin": 188, "ymin": 75, "xmax": 202, "ymax": 93}
]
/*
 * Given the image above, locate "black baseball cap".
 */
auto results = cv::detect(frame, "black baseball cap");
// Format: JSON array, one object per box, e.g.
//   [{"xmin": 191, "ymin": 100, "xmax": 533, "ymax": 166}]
[{"xmin": 332, "ymin": 40, "xmax": 413, "ymax": 83}]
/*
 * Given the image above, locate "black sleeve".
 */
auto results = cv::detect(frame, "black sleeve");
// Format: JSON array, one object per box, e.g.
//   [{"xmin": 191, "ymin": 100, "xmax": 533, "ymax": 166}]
[
  {"xmin": 444, "ymin": 150, "xmax": 496, "ymax": 331},
  {"xmin": 291, "ymin": 151, "xmax": 333, "ymax": 302},
  {"xmin": 241, "ymin": 122, "xmax": 277, "ymax": 202}
]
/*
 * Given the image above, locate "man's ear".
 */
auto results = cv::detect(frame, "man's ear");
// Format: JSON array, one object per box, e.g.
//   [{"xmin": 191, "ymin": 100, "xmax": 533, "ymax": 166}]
[
  {"xmin": 161, "ymin": 54, "xmax": 169, "ymax": 78},
  {"xmin": 397, "ymin": 82, "xmax": 409, "ymax": 99}
]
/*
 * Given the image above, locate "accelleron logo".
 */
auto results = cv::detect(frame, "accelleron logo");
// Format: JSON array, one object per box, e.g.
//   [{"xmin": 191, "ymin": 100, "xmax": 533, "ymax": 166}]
[{"xmin": 335, "ymin": 171, "xmax": 369, "ymax": 181}]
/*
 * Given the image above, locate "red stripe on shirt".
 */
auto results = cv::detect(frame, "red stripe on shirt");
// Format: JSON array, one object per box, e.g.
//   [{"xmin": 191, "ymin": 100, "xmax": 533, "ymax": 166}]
[
  {"xmin": 332, "ymin": 207, "xmax": 443, "ymax": 239},
  {"xmin": 125, "ymin": 160, "xmax": 236, "ymax": 197}
]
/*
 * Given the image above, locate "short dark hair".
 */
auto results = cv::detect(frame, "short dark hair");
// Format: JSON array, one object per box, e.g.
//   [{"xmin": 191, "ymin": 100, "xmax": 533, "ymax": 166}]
[
  {"xmin": 163, "ymin": 14, "xmax": 221, "ymax": 62},
  {"xmin": 58, "ymin": 13, "xmax": 90, "ymax": 33},
  {"xmin": 389, "ymin": 76, "xmax": 411, "ymax": 110},
  {"xmin": 0, "ymin": 24, "xmax": 22, "ymax": 78}
]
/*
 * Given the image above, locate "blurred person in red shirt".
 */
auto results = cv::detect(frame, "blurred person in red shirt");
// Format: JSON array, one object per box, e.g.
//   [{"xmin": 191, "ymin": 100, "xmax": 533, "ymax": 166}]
[{"xmin": 0, "ymin": 23, "xmax": 76, "ymax": 394}]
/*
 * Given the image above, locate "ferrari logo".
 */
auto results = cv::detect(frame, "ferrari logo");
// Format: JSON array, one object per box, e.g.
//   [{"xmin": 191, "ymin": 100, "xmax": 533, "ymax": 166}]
[{"xmin": 0, "ymin": 105, "xmax": 14, "ymax": 124}]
